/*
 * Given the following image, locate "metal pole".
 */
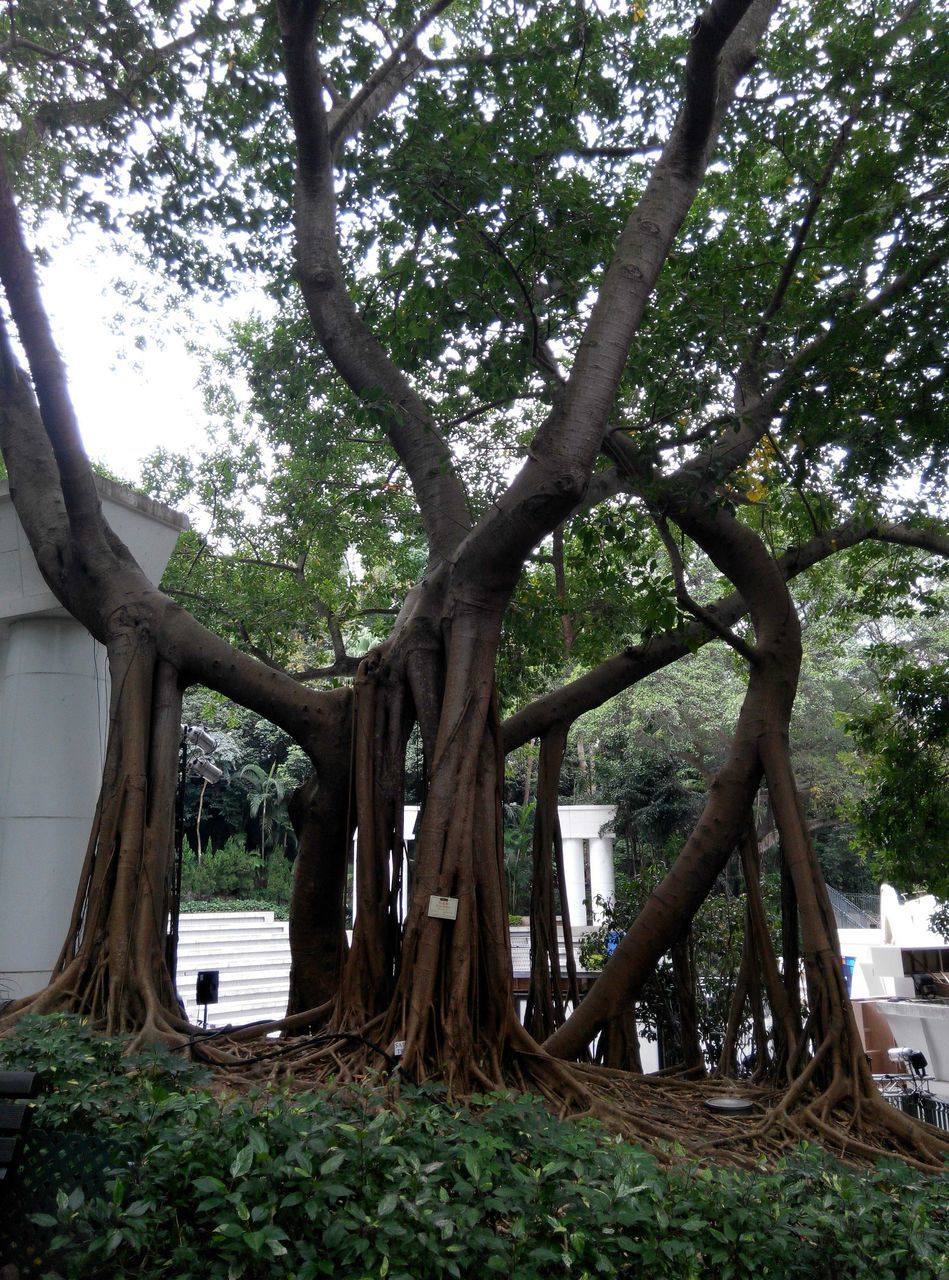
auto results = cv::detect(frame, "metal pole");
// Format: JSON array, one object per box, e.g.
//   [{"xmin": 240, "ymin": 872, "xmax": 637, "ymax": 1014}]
[{"xmin": 166, "ymin": 728, "xmax": 188, "ymax": 986}]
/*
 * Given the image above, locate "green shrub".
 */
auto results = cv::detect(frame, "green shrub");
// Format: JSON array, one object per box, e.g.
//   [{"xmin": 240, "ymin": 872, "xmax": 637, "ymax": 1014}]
[
  {"xmin": 208, "ymin": 836, "xmax": 262, "ymax": 896},
  {"xmin": 180, "ymin": 838, "xmax": 212, "ymax": 899},
  {"xmin": 265, "ymin": 850, "xmax": 295, "ymax": 905},
  {"xmin": 0, "ymin": 1013, "xmax": 205, "ymax": 1134},
  {"xmin": 0, "ymin": 1016, "xmax": 946, "ymax": 1280},
  {"xmin": 182, "ymin": 837, "xmax": 262, "ymax": 901}
]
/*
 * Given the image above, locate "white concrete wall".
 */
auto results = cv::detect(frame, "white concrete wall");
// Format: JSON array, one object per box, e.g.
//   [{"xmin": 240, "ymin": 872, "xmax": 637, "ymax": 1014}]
[
  {"xmin": 880, "ymin": 883, "xmax": 947, "ymax": 946},
  {"xmin": 0, "ymin": 618, "xmax": 108, "ymax": 995},
  {"xmin": 837, "ymin": 886, "xmax": 949, "ymax": 1001},
  {"xmin": 0, "ymin": 479, "xmax": 186, "ymax": 999},
  {"xmin": 870, "ymin": 999, "xmax": 949, "ymax": 1082}
]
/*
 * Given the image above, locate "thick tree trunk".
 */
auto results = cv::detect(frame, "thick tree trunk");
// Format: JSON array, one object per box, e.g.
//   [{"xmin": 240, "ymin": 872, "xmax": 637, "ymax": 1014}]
[
  {"xmin": 4, "ymin": 627, "xmax": 184, "ymax": 1041},
  {"xmin": 780, "ymin": 850, "xmax": 802, "ymax": 1032},
  {"xmin": 595, "ymin": 1007, "xmax": 644, "ymax": 1072},
  {"xmin": 543, "ymin": 679, "xmax": 765, "ymax": 1059},
  {"xmin": 287, "ymin": 690, "xmax": 354, "ymax": 1016},
  {"xmin": 671, "ymin": 932, "xmax": 704, "ymax": 1075},
  {"xmin": 385, "ymin": 606, "xmax": 514, "ymax": 1085},
  {"xmin": 738, "ymin": 824, "xmax": 796, "ymax": 1076},
  {"xmin": 543, "ymin": 477, "xmax": 812, "ymax": 1065},
  {"xmin": 524, "ymin": 725, "xmax": 580, "ymax": 1042}
]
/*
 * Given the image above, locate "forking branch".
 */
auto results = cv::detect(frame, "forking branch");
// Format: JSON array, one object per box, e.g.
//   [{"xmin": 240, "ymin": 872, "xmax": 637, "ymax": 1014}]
[{"xmin": 277, "ymin": 0, "xmax": 471, "ymax": 565}]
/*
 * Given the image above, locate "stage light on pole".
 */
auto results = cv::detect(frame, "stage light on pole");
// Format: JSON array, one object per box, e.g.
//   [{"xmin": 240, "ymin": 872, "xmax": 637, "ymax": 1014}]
[
  {"xmin": 191, "ymin": 758, "xmax": 224, "ymax": 785},
  {"xmin": 184, "ymin": 724, "xmax": 216, "ymax": 755}
]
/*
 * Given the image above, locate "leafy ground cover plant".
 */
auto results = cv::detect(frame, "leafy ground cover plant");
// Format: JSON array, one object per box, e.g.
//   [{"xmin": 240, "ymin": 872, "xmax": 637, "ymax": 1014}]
[{"xmin": 0, "ymin": 1017, "xmax": 946, "ymax": 1280}]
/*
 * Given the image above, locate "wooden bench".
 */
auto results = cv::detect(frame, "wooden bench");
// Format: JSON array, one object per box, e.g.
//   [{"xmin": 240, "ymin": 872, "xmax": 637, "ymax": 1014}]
[{"xmin": 0, "ymin": 1072, "xmax": 41, "ymax": 1187}]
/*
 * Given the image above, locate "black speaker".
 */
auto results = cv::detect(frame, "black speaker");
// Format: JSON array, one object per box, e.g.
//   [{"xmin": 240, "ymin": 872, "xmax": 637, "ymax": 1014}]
[{"xmin": 196, "ymin": 970, "xmax": 219, "ymax": 1005}]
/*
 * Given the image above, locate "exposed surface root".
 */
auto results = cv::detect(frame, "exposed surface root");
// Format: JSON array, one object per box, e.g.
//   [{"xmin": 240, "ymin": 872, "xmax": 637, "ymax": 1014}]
[{"xmin": 177, "ymin": 1024, "xmax": 949, "ymax": 1172}]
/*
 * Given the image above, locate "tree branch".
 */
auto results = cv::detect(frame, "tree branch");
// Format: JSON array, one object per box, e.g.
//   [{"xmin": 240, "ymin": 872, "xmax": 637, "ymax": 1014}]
[
  {"xmin": 655, "ymin": 513, "xmax": 759, "ymax": 663},
  {"xmin": 328, "ymin": 2, "xmax": 454, "ymax": 150},
  {"xmin": 277, "ymin": 0, "xmax": 471, "ymax": 565},
  {"xmin": 762, "ymin": 245, "xmax": 949, "ymax": 413},
  {"xmin": 0, "ymin": 147, "xmax": 123, "ymax": 562},
  {"xmin": 450, "ymin": 0, "xmax": 778, "ymax": 585},
  {"xmin": 291, "ymin": 657, "xmax": 362, "ymax": 681},
  {"xmin": 429, "ymin": 187, "xmax": 566, "ymax": 387},
  {"xmin": 502, "ymin": 516, "xmax": 949, "ymax": 750},
  {"xmin": 744, "ymin": 109, "xmax": 858, "ymax": 371}
]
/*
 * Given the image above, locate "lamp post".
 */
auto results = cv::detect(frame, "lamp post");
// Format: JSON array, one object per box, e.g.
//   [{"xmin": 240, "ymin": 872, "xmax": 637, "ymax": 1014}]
[{"xmin": 166, "ymin": 725, "xmax": 222, "ymax": 987}]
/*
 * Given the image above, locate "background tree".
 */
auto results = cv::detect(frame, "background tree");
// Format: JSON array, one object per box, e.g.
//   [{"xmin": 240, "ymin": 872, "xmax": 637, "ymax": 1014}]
[
  {"xmin": 847, "ymin": 652, "xmax": 949, "ymax": 899},
  {"xmin": 581, "ymin": 864, "xmax": 760, "ymax": 1074}
]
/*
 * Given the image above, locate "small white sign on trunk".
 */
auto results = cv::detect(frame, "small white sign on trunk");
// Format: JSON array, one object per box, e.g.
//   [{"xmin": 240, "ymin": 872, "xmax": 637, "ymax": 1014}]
[{"xmin": 428, "ymin": 895, "xmax": 459, "ymax": 921}]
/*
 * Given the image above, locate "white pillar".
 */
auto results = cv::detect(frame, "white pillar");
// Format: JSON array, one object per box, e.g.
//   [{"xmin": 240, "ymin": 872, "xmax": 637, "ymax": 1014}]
[
  {"xmin": 0, "ymin": 617, "xmax": 109, "ymax": 996},
  {"xmin": 557, "ymin": 806, "xmax": 616, "ymax": 930},
  {"xmin": 588, "ymin": 836, "xmax": 615, "ymax": 923},
  {"xmin": 561, "ymin": 836, "xmax": 587, "ymax": 928},
  {"xmin": 400, "ymin": 806, "xmax": 419, "ymax": 920},
  {"xmin": 351, "ymin": 807, "xmax": 418, "ymax": 928}
]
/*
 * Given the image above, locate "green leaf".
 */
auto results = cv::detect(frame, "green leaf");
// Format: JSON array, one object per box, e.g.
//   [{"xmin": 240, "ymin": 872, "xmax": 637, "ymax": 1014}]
[
  {"xmin": 230, "ymin": 1144, "xmax": 255, "ymax": 1178},
  {"xmin": 320, "ymin": 1150, "xmax": 346, "ymax": 1176}
]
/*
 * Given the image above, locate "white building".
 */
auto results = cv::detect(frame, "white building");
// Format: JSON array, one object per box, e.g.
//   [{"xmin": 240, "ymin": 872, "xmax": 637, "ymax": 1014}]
[{"xmin": 841, "ymin": 884, "xmax": 949, "ymax": 1091}]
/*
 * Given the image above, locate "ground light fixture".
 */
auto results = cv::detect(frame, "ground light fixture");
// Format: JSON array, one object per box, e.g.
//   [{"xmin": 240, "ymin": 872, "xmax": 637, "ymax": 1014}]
[
  {"xmin": 195, "ymin": 969, "xmax": 220, "ymax": 1029},
  {"xmin": 184, "ymin": 724, "xmax": 216, "ymax": 755},
  {"xmin": 704, "ymin": 1096, "xmax": 755, "ymax": 1115}
]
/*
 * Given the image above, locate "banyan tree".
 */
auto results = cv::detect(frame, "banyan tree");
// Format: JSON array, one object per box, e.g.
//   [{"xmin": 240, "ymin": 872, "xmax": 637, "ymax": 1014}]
[{"xmin": 1, "ymin": 0, "xmax": 948, "ymax": 1166}]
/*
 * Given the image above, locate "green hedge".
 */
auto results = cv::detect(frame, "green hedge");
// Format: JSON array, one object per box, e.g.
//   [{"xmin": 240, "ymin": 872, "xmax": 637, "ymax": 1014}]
[
  {"xmin": 179, "ymin": 898, "xmax": 290, "ymax": 920},
  {"xmin": 0, "ymin": 1016, "xmax": 946, "ymax": 1280}
]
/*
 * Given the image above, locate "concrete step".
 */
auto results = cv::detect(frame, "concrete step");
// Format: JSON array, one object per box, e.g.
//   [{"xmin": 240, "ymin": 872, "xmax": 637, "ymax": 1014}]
[
  {"xmin": 193, "ymin": 989, "xmax": 289, "ymax": 1013},
  {"xmin": 179, "ymin": 921, "xmax": 280, "ymax": 935},
  {"xmin": 176, "ymin": 927, "xmax": 289, "ymax": 945},
  {"xmin": 186, "ymin": 997, "xmax": 289, "ymax": 1024},
  {"xmin": 179, "ymin": 985, "xmax": 290, "ymax": 1009},
  {"xmin": 177, "ymin": 958, "xmax": 290, "ymax": 980},
  {"xmin": 180, "ymin": 911, "xmax": 280, "ymax": 924},
  {"xmin": 175, "ymin": 936, "xmax": 290, "ymax": 957},
  {"xmin": 177, "ymin": 965, "xmax": 290, "ymax": 988}
]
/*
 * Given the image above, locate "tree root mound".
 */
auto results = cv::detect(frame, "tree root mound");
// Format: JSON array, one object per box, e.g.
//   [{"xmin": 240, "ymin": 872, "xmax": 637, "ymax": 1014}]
[{"xmin": 184, "ymin": 1023, "xmax": 949, "ymax": 1173}]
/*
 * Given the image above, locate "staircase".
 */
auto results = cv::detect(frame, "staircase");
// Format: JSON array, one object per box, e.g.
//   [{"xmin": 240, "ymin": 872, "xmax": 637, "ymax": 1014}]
[
  {"xmin": 176, "ymin": 911, "xmax": 291, "ymax": 1028},
  {"xmin": 174, "ymin": 912, "xmax": 601, "ymax": 1031}
]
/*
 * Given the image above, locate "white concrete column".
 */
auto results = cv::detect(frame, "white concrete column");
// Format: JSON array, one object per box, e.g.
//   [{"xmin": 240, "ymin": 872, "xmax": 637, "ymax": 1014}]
[
  {"xmin": 588, "ymin": 836, "xmax": 615, "ymax": 923},
  {"xmin": 561, "ymin": 836, "xmax": 587, "ymax": 928},
  {"xmin": 351, "ymin": 806, "xmax": 418, "ymax": 928},
  {"xmin": 396, "ymin": 850, "xmax": 410, "ymax": 921},
  {"xmin": 400, "ymin": 806, "xmax": 419, "ymax": 921},
  {"xmin": 0, "ymin": 617, "xmax": 108, "ymax": 996},
  {"xmin": 557, "ymin": 806, "xmax": 616, "ymax": 929}
]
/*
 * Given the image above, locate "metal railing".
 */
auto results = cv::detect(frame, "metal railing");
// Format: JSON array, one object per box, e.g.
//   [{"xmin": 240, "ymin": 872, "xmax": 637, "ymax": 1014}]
[
  {"xmin": 886, "ymin": 1091, "xmax": 949, "ymax": 1132},
  {"xmin": 827, "ymin": 885, "xmax": 879, "ymax": 929}
]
